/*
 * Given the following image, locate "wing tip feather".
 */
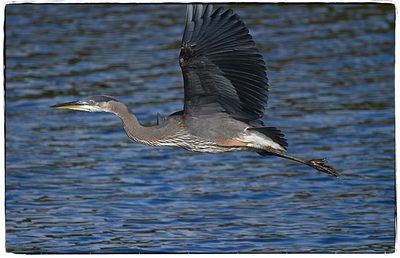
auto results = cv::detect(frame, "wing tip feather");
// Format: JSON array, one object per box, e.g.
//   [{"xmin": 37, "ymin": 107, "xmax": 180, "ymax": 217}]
[{"xmin": 180, "ymin": 4, "xmax": 269, "ymax": 121}]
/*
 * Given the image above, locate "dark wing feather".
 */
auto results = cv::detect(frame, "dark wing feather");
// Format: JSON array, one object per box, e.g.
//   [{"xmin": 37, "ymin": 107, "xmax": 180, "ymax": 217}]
[{"xmin": 180, "ymin": 4, "xmax": 269, "ymax": 121}]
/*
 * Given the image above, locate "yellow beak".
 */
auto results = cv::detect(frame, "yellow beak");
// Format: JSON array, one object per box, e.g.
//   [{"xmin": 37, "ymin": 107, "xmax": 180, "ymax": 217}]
[{"xmin": 50, "ymin": 101, "xmax": 88, "ymax": 111}]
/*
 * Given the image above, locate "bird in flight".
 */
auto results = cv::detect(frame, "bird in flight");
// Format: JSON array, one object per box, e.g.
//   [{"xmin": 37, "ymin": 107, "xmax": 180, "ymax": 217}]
[{"xmin": 52, "ymin": 4, "xmax": 339, "ymax": 177}]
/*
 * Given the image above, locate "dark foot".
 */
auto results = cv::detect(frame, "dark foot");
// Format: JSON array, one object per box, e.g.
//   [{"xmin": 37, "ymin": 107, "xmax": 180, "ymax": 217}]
[{"xmin": 307, "ymin": 158, "xmax": 340, "ymax": 177}]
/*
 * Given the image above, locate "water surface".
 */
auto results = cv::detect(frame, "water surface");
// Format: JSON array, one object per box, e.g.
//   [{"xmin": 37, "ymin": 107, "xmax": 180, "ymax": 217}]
[{"xmin": 5, "ymin": 3, "xmax": 395, "ymax": 253}]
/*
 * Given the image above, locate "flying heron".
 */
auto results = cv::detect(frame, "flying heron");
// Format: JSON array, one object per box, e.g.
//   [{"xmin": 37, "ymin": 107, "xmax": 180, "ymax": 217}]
[{"xmin": 52, "ymin": 4, "xmax": 339, "ymax": 177}]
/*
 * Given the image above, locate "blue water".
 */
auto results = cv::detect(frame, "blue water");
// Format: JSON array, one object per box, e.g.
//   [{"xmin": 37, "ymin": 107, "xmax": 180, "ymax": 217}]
[{"xmin": 5, "ymin": 3, "xmax": 395, "ymax": 253}]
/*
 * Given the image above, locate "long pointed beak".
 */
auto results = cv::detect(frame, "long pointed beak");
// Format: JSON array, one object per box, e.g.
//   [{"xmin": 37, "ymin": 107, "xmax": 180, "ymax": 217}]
[
  {"xmin": 50, "ymin": 100, "xmax": 96, "ymax": 112},
  {"xmin": 50, "ymin": 101, "xmax": 84, "ymax": 110},
  {"xmin": 51, "ymin": 100, "xmax": 103, "ymax": 112}
]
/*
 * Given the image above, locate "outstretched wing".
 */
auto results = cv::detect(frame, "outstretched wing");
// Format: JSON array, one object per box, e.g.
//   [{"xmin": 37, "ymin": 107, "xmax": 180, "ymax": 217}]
[{"xmin": 179, "ymin": 4, "xmax": 269, "ymax": 121}]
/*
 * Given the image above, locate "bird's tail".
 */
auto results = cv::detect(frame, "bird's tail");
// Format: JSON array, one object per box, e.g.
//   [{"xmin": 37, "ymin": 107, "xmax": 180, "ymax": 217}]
[{"xmin": 259, "ymin": 151, "xmax": 340, "ymax": 177}]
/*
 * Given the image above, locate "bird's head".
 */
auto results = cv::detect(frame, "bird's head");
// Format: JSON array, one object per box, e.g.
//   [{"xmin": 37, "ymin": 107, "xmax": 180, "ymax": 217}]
[{"xmin": 51, "ymin": 95, "xmax": 118, "ymax": 113}]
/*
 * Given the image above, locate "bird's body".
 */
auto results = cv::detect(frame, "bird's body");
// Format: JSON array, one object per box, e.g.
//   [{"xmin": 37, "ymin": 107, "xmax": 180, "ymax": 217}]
[
  {"xmin": 107, "ymin": 101, "xmax": 266, "ymax": 153},
  {"xmin": 52, "ymin": 4, "xmax": 339, "ymax": 176}
]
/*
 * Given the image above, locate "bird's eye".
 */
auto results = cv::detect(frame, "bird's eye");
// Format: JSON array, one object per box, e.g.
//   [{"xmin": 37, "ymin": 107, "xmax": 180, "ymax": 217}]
[{"xmin": 88, "ymin": 100, "xmax": 95, "ymax": 105}]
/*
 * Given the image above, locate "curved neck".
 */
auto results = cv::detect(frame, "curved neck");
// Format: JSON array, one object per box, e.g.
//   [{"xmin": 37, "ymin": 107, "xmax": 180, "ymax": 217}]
[
  {"xmin": 108, "ymin": 101, "xmax": 174, "ymax": 145},
  {"xmin": 109, "ymin": 101, "xmax": 140, "ymax": 127}
]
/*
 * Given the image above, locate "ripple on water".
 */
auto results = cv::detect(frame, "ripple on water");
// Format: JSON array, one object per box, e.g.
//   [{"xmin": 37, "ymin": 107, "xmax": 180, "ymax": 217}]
[{"xmin": 6, "ymin": 3, "xmax": 395, "ymax": 253}]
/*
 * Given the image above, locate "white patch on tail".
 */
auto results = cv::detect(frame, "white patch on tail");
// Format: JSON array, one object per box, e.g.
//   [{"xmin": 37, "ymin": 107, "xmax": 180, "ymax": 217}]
[{"xmin": 240, "ymin": 129, "xmax": 285, "ymax": 151}]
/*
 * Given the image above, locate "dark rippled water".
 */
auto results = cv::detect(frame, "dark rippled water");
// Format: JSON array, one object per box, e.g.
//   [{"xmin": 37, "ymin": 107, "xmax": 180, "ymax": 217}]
[{"xmin": 5, "ymin": 3, "xmax": 395, "ymax": 253}]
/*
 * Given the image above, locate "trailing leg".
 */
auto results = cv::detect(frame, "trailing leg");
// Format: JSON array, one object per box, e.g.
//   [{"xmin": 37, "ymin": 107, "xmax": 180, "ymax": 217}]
[{"xmin": 259, "ymin": 150, "xmax": 340, "ymax": 177}]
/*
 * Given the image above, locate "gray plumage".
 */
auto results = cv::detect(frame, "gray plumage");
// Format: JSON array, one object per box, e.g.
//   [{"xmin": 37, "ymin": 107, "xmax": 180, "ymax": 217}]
[{"xmin": 52, "ymin": 4, "xmax": 339, "ymax": 177}]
